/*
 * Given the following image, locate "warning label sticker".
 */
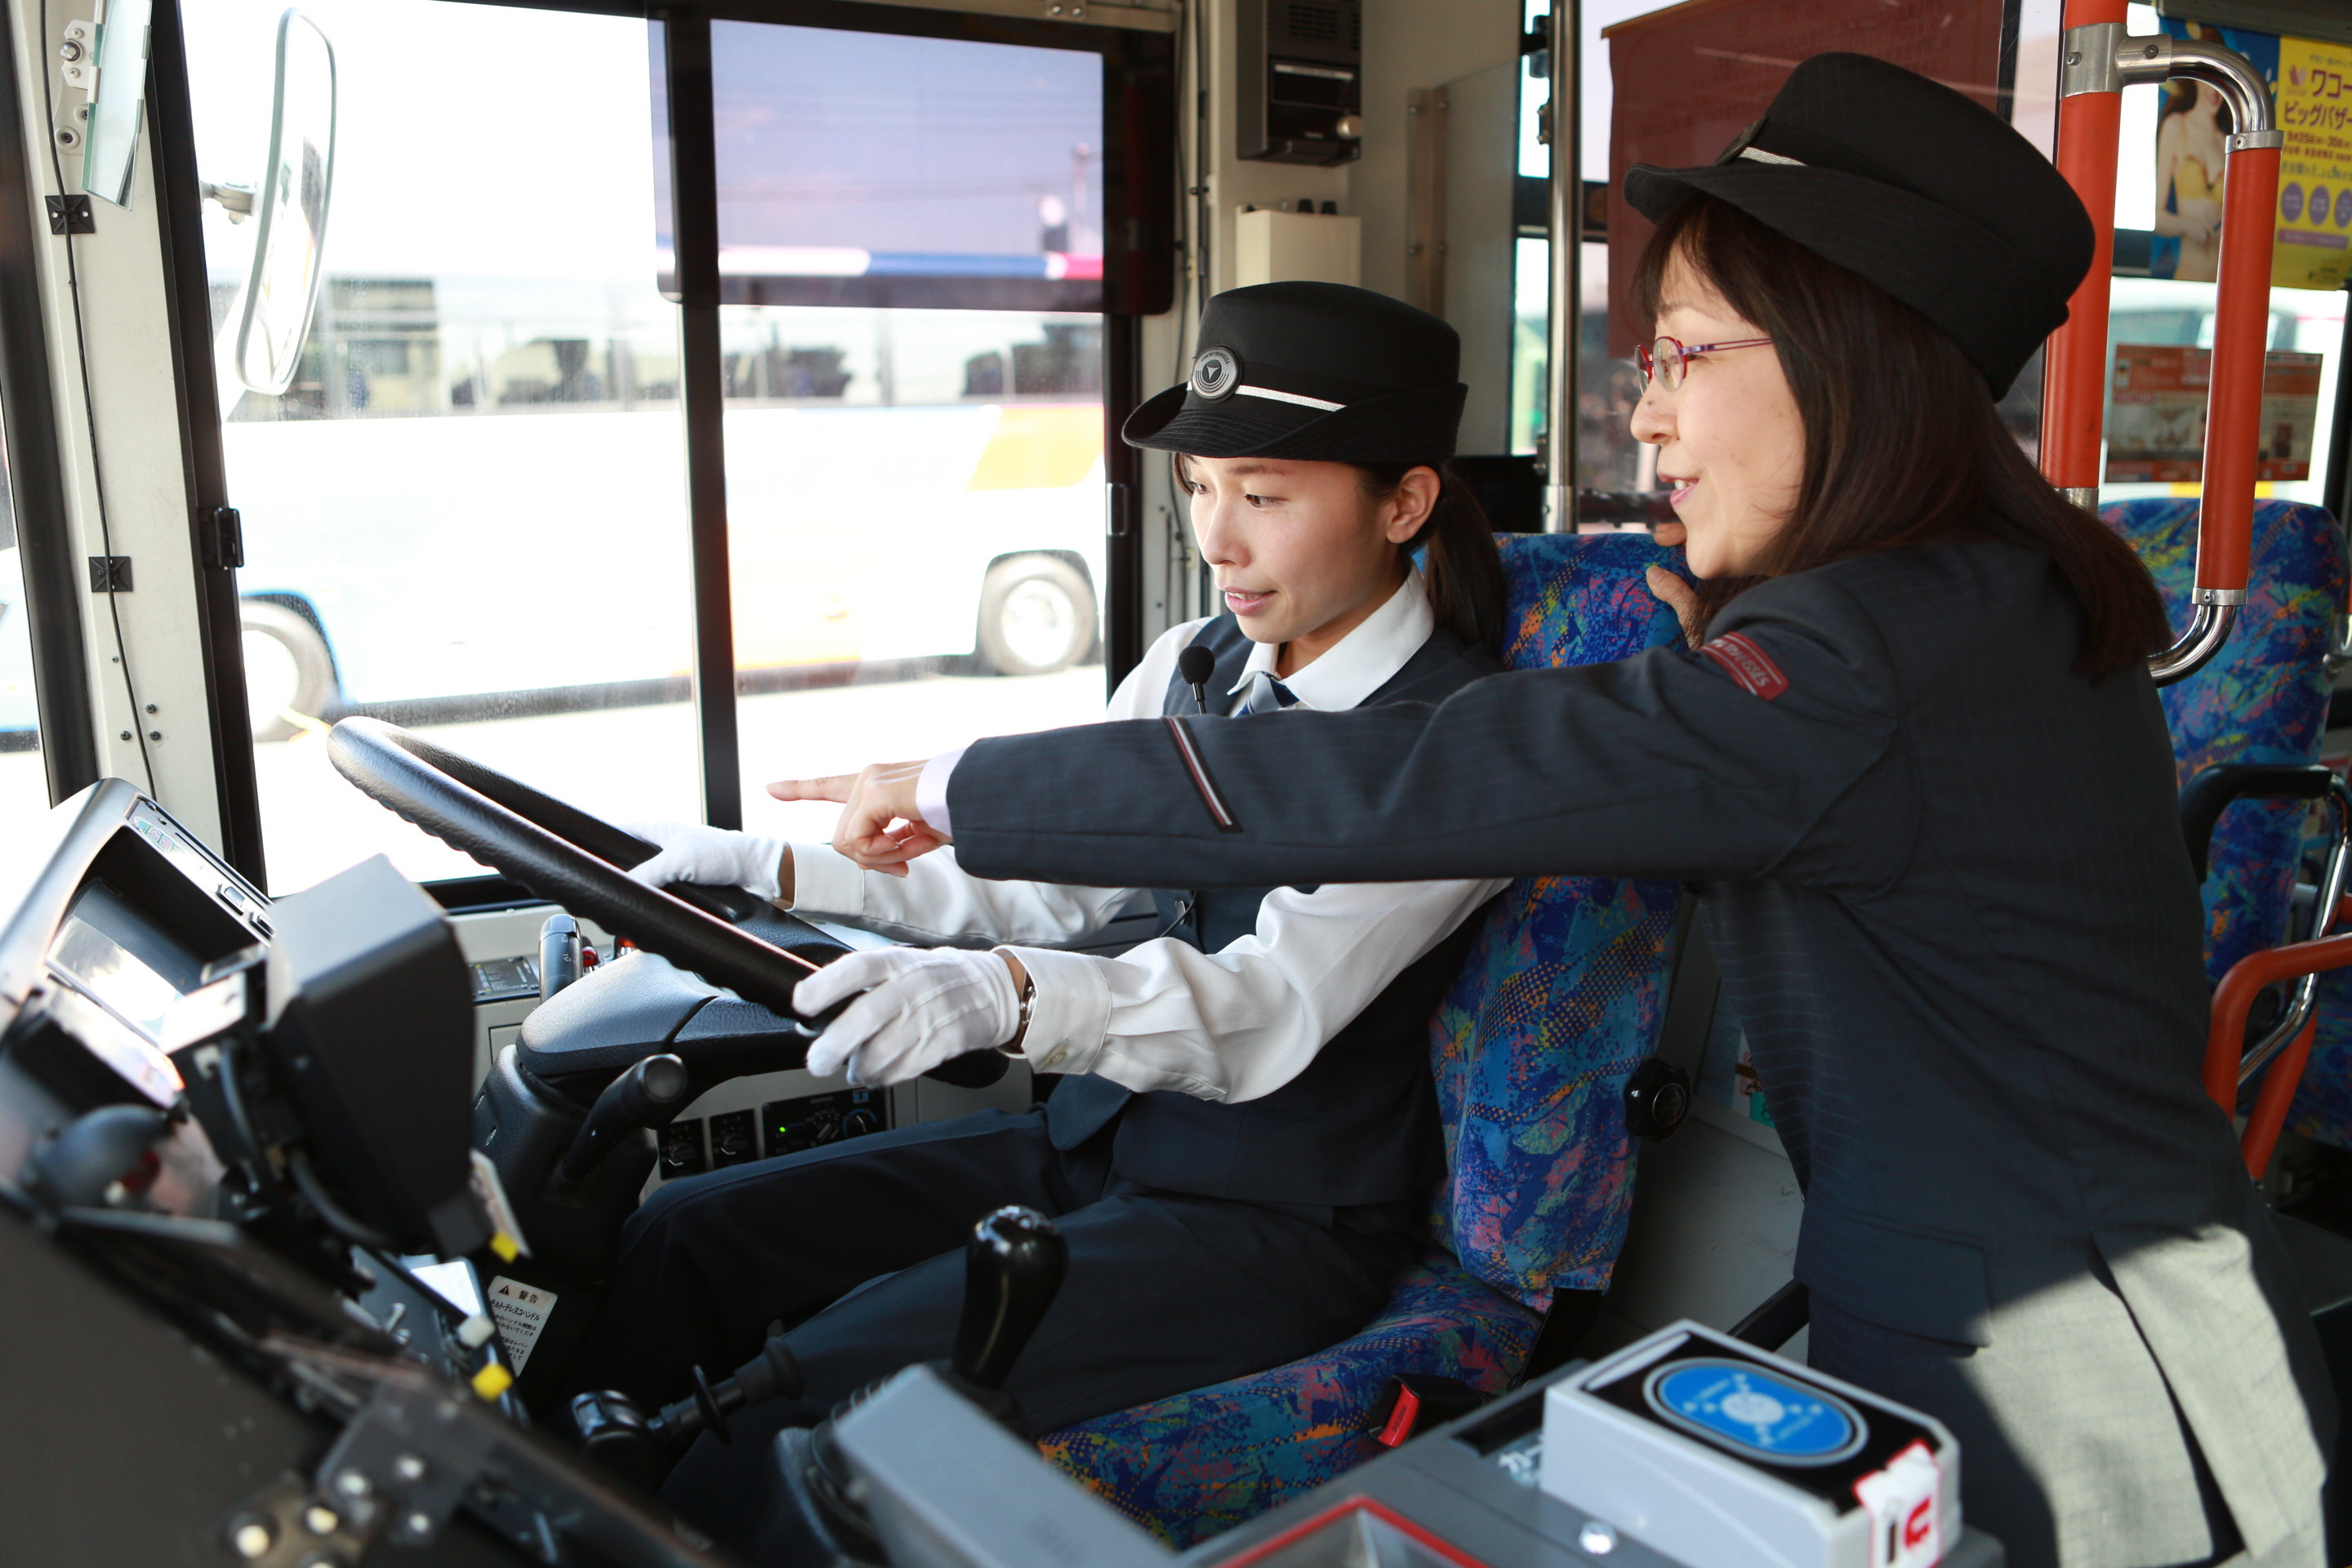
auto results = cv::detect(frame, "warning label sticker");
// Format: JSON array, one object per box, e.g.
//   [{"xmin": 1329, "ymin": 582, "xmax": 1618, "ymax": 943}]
[{"xmin": 484, "ymin": 1276, "xmax": 559, "ymax": 1374}]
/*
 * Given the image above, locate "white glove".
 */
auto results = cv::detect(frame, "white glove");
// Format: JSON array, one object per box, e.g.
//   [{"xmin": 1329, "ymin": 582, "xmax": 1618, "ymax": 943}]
[
  {"xmin": 621, "ymin": 821, "xmax": 789, "ymax": 902},
  {"xmin": 795, "ymin": 946, "xmax": 1020, "ymax": 1088}
]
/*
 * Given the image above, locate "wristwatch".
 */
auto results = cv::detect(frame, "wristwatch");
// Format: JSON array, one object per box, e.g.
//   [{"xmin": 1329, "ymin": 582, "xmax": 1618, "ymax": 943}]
[{"xmin": 997, "ymin": 970, "xmax": 1037, "ymax": 1058}]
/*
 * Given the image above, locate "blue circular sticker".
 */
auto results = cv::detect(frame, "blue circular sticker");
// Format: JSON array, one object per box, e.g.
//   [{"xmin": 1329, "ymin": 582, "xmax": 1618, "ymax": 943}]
[{"xmin": 1643, "ymin": 1359, "xmax": 1868, "ymax": 1467}]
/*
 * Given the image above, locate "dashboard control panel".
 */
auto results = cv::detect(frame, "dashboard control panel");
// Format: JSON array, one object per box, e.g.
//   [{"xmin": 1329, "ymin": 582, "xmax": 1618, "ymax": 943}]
[{"xmin": 656, "ymin": 1087, "xmax": 890, "ymax": 1181}]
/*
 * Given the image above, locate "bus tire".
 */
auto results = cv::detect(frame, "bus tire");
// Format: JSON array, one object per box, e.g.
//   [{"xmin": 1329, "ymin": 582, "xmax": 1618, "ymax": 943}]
[
  {"xmin": 976, "ymin": 556, "xmax": 1096, "ymax": 677},
  {"xmin": 241, "ymin": 599, "xmax": 336, "ymax": 745}
]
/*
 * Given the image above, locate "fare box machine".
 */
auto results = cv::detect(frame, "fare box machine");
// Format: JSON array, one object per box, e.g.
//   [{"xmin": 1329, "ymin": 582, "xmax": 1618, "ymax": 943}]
[{"xmin": 836, "ymin": 1323, "xmax": 2002, "ymax": 1568}]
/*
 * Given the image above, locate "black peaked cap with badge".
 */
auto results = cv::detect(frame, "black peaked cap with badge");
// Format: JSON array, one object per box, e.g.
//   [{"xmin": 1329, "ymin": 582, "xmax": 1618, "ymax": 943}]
[
  {"xmin": 1624, "ymin": 52, "xmax": 2096, "ymax": 396},
  {"xmin": 1124, "ymin": 282, "xmax": 1468, "ymax": 467}
]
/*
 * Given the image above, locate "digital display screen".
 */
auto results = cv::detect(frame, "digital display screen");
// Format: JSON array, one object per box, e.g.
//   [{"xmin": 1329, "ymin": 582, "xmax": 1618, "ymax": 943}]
[
  {"xmin": 654, "ymin": 21, "xmax": 1107, "ymax": 310},
  {"xmin": 47, "ymin": 880, "xmax": 204, "ymax": 1042}
]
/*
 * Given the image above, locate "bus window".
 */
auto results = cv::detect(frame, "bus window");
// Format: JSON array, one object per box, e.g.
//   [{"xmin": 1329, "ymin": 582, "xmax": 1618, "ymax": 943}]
[
  {"xmin": 692, "ymin": 21, "xmax": 1111, "ymax": 844},
  {"xmin": 1508, "ymin": 0, "xmax": 1634, "ymax": 488},
  {"xmin": 0, "ymin": 429, "xmax": 38, "ymax": 825},
  {"xmin": 183, "ymin": 0, "xmax": 702, "ymax": 893}
]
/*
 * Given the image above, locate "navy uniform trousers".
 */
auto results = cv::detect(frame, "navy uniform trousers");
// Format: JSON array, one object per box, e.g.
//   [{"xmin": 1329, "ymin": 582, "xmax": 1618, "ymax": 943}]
[{"xmin": 565, "ymin": 1107, "xmax": 1412, "ymax": 1537}]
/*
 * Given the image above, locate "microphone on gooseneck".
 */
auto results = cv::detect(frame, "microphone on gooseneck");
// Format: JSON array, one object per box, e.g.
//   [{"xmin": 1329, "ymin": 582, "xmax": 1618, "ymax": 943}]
[{"xmin": 1178, "ymin": 644, "xmax": 1216, "ymax": 715}]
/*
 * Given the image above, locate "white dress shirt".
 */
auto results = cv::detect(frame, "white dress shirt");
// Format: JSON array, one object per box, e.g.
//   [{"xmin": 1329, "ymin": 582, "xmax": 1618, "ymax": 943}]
[{"xmin": 794, "ymin": 569, "xmax": 1507, "ymax": 1104}]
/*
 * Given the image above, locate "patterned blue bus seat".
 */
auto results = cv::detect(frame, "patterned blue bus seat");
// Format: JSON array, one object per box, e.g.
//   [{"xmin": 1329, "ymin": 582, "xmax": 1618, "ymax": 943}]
[
  {"xmin": 1036, "ymin": 533, "xmax": 1688, "ymax": 1545},
  {"xmin": 2111, "ymin": 498, "xmax": 2345, "ymax": 984},
  {"xmin": 2108, "ymin": 498, "xmax": 2348, "ymax": 1143}
]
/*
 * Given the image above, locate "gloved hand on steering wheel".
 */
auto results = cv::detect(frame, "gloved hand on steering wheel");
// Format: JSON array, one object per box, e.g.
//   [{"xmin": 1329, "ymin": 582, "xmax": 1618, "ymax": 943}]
[
  {"xmin": 795, "ymin": 947, "xmax": 1022, "ymax": 1088},
  {"xmin": 623, "ymin": 821, "xmax": 791, "ymax": 902}
]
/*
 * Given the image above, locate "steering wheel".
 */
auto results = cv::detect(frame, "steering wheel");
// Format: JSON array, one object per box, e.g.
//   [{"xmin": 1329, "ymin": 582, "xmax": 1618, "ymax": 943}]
[{"xmin": 324, "ymin": 716, "xmax": 1005, "ymax": 1088}]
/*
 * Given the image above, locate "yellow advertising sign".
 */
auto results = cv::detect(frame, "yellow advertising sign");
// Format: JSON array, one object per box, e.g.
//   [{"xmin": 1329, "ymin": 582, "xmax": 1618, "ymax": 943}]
[{"xmin": 2277, "ymin": 35, "xmax": 2352, "ymax": 292}]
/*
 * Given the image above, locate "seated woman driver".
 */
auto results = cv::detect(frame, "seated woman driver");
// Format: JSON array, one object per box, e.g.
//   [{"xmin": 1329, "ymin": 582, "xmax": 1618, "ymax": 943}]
[{"xmin": 560, "ymin": 283, "xmax": 1516, "ymax": 1538}]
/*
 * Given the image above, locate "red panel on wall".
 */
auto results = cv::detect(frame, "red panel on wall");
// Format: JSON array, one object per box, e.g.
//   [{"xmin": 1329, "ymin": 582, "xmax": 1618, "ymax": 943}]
[{"xmin": 1601, "ymin": 0, "xmax": 2011, "ymax": 354}]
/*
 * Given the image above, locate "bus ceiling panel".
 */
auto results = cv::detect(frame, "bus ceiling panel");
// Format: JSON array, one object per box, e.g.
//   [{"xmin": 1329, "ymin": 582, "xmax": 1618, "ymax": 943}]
[
  {"xmin": 3, "ymin": 1, "xmax": 224, "ymax": 843},
  {"xmin": 680, "ymin": 0, "xmax": 1176, "ymax": 36},
  {"xmin": 2151, "ymin": 0, "xmax": 2352, "ymax": 47}
]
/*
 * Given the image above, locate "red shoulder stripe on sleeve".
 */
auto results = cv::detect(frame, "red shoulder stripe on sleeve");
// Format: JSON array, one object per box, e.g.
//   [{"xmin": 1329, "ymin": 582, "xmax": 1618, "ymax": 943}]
[{"xmin": 1698, "ymin": 630, "xmax": 1789, "ymax": 700}]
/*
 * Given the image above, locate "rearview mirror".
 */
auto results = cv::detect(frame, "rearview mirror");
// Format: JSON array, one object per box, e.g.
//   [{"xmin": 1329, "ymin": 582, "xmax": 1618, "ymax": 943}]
[
  {"xmin": 225, "ymin": 10, "xmax": 336, "ymax": 398},
  {"xmin": 77, "ymin": 0, "xmax": 152, "ymax": 209}
]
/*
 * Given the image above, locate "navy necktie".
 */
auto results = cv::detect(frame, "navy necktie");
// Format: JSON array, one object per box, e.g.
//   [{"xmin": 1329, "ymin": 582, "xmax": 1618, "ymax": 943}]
[{"xmin": 1232, "ymin": 670, "xmax": 1299, "ymax": 716}]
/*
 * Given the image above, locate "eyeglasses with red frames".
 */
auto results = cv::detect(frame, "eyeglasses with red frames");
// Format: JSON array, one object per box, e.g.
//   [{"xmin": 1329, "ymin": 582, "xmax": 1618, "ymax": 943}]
[{"xmin": 1636, "ymin": 335, "xmax": 1775, "ymax": 390}]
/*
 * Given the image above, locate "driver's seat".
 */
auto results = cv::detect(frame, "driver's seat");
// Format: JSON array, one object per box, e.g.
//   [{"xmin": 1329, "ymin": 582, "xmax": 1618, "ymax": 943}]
[{"xmin": 1034, "ymin": 532, "xmax": 1690, "ymax": 1546}]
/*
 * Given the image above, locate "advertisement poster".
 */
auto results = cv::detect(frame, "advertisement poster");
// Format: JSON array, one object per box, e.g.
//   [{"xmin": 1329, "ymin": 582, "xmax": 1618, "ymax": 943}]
[
  {"xmin": 2154, "ymin": 21, "xmax": 2351, "ymax": 291},
  {"xmin": 2105, "ymin": 344, "xmax": 2324, "ymax": 483},
  {"xmin": 2278, "ymin": 35, "xmax": 2352, "ymax": 292}
]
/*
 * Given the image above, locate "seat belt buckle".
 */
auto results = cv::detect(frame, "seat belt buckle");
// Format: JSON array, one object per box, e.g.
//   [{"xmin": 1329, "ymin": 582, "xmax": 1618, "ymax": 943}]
[{"xmin": 1369, "ymin": 1373, "xmax": 1487, "ymax": 1448}]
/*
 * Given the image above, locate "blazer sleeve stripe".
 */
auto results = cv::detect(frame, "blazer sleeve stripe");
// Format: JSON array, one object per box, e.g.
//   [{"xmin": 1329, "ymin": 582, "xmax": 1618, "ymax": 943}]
[{"xmin": 1162, "ymin": 716, "xmax": 1244, "ymax": 832}]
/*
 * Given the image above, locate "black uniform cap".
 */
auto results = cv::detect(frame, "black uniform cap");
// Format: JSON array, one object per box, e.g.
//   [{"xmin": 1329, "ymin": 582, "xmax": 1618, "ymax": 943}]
[
  {"xmin": 1124, "ymin": 282, "xmax": 1468, "ymax": 467},
  {"xmin": 1624, "ymin": 52, "xmax": 2095, "ymax": 396}
]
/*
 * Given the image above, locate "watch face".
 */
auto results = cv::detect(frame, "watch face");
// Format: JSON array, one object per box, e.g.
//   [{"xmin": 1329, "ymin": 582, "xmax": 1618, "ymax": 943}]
[{"xmin": 1190, "ymin": 345, "xmax": 1241, "ymax": 401}]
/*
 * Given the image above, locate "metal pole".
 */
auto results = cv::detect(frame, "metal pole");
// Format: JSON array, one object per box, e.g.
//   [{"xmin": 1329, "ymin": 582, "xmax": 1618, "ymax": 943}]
[
  {"xmin": 663, "ymin": 15, "xmax": 743, "ymax": 830},
  {"xmin": 1544, "ymin": 0, "xmax": 1580, "ymax": 532},
  {"xmin": 149, "ymin": 0, "xmax": 266, "ymax": 880}
]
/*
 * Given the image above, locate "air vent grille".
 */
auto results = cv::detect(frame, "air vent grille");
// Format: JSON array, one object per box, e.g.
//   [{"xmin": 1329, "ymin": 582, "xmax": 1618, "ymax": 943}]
[{"xmin": 1278, "ymin": 2, "xmax": 1359, "ymax": 49}]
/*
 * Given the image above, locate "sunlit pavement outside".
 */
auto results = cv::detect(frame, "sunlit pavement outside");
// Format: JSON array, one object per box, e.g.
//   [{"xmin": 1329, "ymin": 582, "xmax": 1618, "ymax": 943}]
[{"xmin": 0, "ymin": 667, "xmax": 1107, "ymax": 895}]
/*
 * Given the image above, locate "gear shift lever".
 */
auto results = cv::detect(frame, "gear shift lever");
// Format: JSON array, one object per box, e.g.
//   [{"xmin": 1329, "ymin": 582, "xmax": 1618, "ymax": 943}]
[
  {"xmin": 739, "ymin": 1208, "xmax": 1067, "ymax": 1566},
  {"xmin": 951, "ymin": 1205, "xmax": 1068, "ymax": 1392}
]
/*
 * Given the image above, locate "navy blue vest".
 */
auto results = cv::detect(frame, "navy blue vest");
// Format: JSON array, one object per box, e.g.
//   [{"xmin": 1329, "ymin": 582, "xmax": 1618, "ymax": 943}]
[{"xmin": 1040, "ymin": 611, "xmax": 1502, "ymax": 1210}]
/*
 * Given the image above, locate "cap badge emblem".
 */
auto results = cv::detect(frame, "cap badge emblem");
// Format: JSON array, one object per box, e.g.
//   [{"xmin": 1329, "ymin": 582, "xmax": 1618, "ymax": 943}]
[{"xmin": 1190, "ymin": 345, "xmax": 1241, "ymax": 402}]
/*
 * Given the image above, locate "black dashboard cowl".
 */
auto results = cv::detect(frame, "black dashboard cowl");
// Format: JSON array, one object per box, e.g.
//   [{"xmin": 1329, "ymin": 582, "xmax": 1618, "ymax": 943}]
[
  {"xmin": 514, "ymin": 948, "xmax": 839, "ymax": 1096},
  {"xmin": 515, "ymin": 950, "xmax": 718, "ymax": 1084}
]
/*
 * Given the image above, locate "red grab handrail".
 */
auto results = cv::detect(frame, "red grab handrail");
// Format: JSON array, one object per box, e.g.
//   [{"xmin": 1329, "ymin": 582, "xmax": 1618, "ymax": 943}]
[
  {"xmin": 2041, "ymin": 12, "xmax": 2285, "ymax": 682},
  {"xmin": 2197, "ymin": 137, "xmax": 2282, "ymax": 595},
  {"xmin": 2042, "ymin": 0, "xmax": 2128, "ymax": 497},
  {"xmin": 2204, "ymin": 931, "xmax": 2352, "ymax": 1177}
]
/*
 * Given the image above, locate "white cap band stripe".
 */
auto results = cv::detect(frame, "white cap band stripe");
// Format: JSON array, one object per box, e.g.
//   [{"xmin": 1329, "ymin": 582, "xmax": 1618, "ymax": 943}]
[
  {"xmin": 1236, "ymin": 384, "xmax": 1346, "ymax": 412},
  {"xmin": 1738, "ymin": 146, "xmax": 1806, "ymax": 167}
]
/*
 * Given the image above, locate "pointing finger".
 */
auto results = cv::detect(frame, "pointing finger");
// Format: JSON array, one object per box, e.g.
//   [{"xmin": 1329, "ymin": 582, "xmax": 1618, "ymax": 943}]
[{"xmin": 769, "ymin": 776, "xmax": 858, "ymax": 804}]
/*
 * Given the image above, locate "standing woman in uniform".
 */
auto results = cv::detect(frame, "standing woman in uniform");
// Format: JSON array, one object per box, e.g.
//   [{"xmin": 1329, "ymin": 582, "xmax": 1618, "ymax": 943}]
[{"xmin": 795, "ymin": 56, "xmax": 2336, "ymax": 1568}]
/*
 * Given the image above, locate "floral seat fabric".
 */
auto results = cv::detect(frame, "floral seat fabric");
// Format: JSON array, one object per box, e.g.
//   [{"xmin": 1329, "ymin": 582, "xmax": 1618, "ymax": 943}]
[
  {"xmin": 1036, "ymin": 534, "xmax": 1688, "ymax": 1546},
  {"xmin": 2105, "ymin": 499, "xmax": 2348, "ymax": 1138}
]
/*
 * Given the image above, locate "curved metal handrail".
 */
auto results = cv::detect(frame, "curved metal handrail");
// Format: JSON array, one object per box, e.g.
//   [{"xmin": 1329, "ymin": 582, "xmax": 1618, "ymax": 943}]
[
  {"xmin": 2053, "ymin": 16, "xmax": 2283, "ymax": 685},
  {"xmin": 2146, "ymin": 596, "xmax": 2242, "ymax": 686}
]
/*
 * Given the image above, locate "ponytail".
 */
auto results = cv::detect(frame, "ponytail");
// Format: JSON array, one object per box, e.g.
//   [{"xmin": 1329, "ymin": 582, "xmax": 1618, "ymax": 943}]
[{"xmin": 1356, "ymin": 461, "xmax": 1508, "ymax": 653}]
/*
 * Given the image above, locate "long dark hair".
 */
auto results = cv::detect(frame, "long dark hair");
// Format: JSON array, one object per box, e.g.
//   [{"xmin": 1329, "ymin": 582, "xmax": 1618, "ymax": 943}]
[
  {"xmin": 1630, "ymin": 194, "xmax": 2169, "ymax": 679},
  {"xmin": 1173, "ymin": 453, "xmax": 1508, "ymax": 653},
  {"xmin": 1355, "ymin": 461, "xmax": 1507, "ymax": 651}
]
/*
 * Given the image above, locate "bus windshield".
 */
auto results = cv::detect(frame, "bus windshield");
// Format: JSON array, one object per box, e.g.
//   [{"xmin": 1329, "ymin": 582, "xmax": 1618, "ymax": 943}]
[{"xmin": 182, "ymin": 0, "xmax": 1111, "ymax": 893}]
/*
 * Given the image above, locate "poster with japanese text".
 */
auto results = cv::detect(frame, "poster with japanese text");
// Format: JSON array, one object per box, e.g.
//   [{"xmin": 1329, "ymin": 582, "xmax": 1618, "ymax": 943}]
[{"xmin": 2277, "ymin": 35, "xmax": 2352, "ymax": 292}]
